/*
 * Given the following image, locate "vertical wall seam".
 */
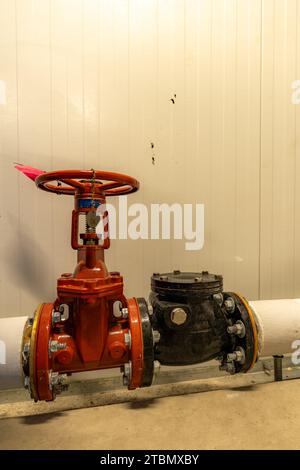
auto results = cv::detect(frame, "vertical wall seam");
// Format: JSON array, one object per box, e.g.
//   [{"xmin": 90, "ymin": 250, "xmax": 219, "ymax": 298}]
[
  {"xmin": 49, "ymin": 0, "xmax": 54, "ymax": 285},
  {"xmin": 14, "ymin": 0, "xmax": 21, "ymax": 314},
  {"xmin": 293, "ymin": 0, "xmax": 298, "ymax": 296},
  {"xmin": 82, "ymin": 0, "xmax": 85, "ymax": 168},
  {"xmin": 258, "ymin": 0, "xmax": 263, "ymax": 299}
]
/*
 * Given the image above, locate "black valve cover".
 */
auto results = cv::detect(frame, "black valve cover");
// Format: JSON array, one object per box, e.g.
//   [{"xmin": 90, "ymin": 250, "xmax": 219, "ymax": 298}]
[{"xmin": 150, "ymin": 271, "xmax": 231, "ymax": 365}]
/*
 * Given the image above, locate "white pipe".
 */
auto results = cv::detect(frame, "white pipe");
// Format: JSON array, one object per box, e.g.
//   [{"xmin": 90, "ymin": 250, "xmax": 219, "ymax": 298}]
[
  {"xmin": 0, "ymin": 299, "xmax": 300, "ymax": 391},
  {"xmin": 0, "ymin": 316, "xmax": 27, "ymax": 390},
  {"xmin": 250, "ymin": 299, "xmax": 300, "ymax": 357}
]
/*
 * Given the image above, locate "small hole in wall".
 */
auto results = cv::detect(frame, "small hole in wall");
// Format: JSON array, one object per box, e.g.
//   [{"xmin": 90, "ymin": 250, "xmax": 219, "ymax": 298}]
[{"xmin": 150, "ymin": 142, "xmax": 156, "ymax": 165}]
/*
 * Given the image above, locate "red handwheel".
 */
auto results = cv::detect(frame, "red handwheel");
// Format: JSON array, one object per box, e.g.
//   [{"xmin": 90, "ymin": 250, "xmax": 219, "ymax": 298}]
[{"xmin": 35, "ymin": 169, "xmax": 139, "ymax": 196}]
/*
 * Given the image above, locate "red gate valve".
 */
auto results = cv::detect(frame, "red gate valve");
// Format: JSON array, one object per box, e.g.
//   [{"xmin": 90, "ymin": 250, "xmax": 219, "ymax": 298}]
[{"xmin": 20, "ymin": 169, "xmax": 155, "ymax": 401}]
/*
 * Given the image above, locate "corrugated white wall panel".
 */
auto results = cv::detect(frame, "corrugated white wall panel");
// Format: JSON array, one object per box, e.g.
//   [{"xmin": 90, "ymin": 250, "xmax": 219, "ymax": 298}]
[
  {"xmin": 0, "ymin": 0, "xmax": 298, "ymax": 318},
  {"xmin": 260, "ymin": 0, "xmax": 300, "ymax": 299}
]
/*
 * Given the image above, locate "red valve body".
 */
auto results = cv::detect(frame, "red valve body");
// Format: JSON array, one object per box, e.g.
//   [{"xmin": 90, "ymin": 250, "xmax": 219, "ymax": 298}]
[{"xmin": 25, "ymin": 170, "xmax": 149, "ymax": 401}]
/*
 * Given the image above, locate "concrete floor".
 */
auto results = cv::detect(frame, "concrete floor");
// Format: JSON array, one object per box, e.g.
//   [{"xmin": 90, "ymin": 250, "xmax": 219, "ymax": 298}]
[{"xmin": 0, "ymin": 380, "xmax": 300, "ymax": 450}]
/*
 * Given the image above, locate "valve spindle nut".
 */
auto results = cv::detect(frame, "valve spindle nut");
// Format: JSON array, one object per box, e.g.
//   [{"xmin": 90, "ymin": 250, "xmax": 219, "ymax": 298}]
[
  {"xmin": 224, "ymin": 297, "xmax": 235, "ymax": 314},
  {"xmin": 170, "ymin": 308, "xmax": 187, "ymax": 326}
]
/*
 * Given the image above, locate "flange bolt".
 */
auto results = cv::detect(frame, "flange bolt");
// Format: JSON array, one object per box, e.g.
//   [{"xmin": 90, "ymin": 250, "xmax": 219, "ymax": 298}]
[
  {"xmin": 213, "ymin": 293, "xmax": 223, "ymax": 306},
  {"xmin": 121, "ymin": 308, "xmax": 129, "ymax": 319},
  {"xmin": 219, "ymin": 361, "xmax": 236, "ymax": 375},
  {"xmin": 227, "ymin": 320, "xmax": 245, "ymax": 338},
  {"xmin": 122, "ymin": 362, "xmax": 132, "ymax": 387},
  {"xmin": 113, "ymin": 301, "xmax": 129, "ymax": 319},
  {"xmin": 49, "ymin": 372, "xmax": 69, "ymax": 394},
  {"xmin": 52, "ymin": 311, "xmax": 61, "ymax": 324},
  {"xmin": 170, "ymin": 308, "xmax": 187, "ymax": 326},
  {"xmin": 124, "ymin": 331, "xmax": 131, "ymax": 349},
  {"xmin": 227, "ymin": 347, "xmax": 246, "ymax": 364},
  {"xmin": 49, "ymin": 340, "xmax": 67, "ymax": 355},
  {"xmin": 224, "ymin": 297, "xmax": 235, "ymax": 314},
  {"xmin": 153, "ymin": 330, "xmax": 161, "ymax": 344}
]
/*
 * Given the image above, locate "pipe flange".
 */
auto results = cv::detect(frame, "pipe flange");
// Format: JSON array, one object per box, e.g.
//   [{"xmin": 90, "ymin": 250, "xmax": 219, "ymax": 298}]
[
  {"xmin": 222, "ymin": 292, "xmax": 259, "ymax": 373},
  {"xmin": 137, "ymin": 298, "xmax": 154, "ymax": 387},
  {"xmin": 21, "ymin": 305, "xmax": 44, "ymax": 402}
]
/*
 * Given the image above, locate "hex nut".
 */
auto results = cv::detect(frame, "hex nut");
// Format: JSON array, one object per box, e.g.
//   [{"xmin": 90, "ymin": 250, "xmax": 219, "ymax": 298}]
[
  {"xmin": 151, "ymin": 360, "xmax": 161, "ymax": 385},
  {"xmin": 123, "ymin": 361, "xmax": 132, "ymax": 387},
  {"xmin": 113, "ymin": 301, "xmax": 123, "ymax": 318},
  {"xmin": 153, "ymin": 330, "xmax": 161, "ymax": 344},
  {"xmin": 224, "ymin": 297, "xmax": 235, "ymax": 314},
  {"xmin": 52, "ymin": 310, "xmax": 61, "ymax": 324},
  {"xmin": 124, "ymin": 332, "xmax": 131, "ymax": 349},
  {"xmin": 213, "ymin": 293, "xmax": 223, "ymax": 306},
  {"xmin": 227, "ymin": 320, "xmax": 245, "ymax": 338},
  {"xmin": 121, "ymin": 308, "xmax": 129, "ymax": 319},
  {"xmin": 170, "ymin": 308, "xmax": 187, "ymax": 326}
]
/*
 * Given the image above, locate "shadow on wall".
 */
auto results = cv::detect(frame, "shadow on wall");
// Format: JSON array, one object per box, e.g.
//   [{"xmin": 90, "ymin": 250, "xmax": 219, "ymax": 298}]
[{"xmin": 5, "ymin": 212, "xmax": 55, "ymax": 302}]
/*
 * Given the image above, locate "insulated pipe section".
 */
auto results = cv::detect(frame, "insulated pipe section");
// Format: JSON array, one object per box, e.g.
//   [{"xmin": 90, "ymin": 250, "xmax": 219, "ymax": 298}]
[
  {"xmin": 0, "ymin": 316, "xmax": 27, "ymax": 390},
  {"xmin": 1, "ymin": 298, "xmax": 300, "ymax": 391},
  {"xmin": 250, "ymin": 299, "xmax": 300, "ymax": 358}
]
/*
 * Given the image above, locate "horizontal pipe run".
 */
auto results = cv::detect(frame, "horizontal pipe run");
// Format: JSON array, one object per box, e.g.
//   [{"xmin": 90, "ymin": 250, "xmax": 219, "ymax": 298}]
[
  {"xmin": 0, "ymin": 316, "xmax": 27, "ymax": 390},
  {"xmin": 1, "ymin": 298, "xmax": 300, "ymax": 390},
  {"xmin": 250, "ymin": 299, "xmax": 300, "ymax": 358}
]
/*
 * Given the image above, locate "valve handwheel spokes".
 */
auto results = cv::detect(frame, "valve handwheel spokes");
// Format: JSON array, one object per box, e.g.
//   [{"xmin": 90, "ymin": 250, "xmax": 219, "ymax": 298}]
[{"xmin": 35, "ymin": 169, "xmax": 139, "ymax": 196}]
